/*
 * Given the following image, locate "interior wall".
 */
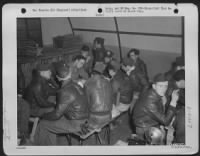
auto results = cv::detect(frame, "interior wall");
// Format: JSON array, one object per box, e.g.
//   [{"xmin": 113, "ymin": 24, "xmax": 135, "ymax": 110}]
[
  {"xmin": 41, "ymin": 18, "xmax": 72, "ymax": 46},
  {"xmin": 83, "ymin": 43, "xmax": 180, "ymax": 79},
  {"xmin": 120, "ymin": 34, "xmax": 182, "ymax": 54},
  {"xmin": 40, "ymin": 17, "xmax": 183, "ymax": 80},
  {"xmin": 116, "ymin": 17, "xmax": 182, "ymax": 35},
  {"xmin": 71, "ymin": 17, "xmax": 116, "ymax": 30}
]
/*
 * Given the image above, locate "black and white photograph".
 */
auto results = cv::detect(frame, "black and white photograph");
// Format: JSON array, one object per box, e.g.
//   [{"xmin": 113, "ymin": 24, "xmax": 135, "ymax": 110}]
[{"xmin": 2, "ymin": 3, "xmax": 198, "ymax": 155}]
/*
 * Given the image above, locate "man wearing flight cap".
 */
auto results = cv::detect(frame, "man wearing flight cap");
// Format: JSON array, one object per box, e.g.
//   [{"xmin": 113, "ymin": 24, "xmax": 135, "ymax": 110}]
[
  {"xmin": 132, "ymin": 73, "xmax": 179, "ymax": 143},
  {"xmin": 23, "ymin": 64, "xmax": 56, "ymax": 117},
  {"xmin": 103, "ymin": 50, "xmax": 120, "ymax": 78},
  {"xmin": 34, "ymin": 61, "xmax": 89, "ymax": 145}
]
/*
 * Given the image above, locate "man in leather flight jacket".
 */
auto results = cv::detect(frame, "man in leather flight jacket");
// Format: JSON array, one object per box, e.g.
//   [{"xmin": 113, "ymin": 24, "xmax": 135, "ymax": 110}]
[
  {"xmin": 132, "ymin": 73, "xmax": 179, "ymax": 141},
  {"xmin": 85, "ymin": 72, "xmax": 113, "ymax": 129},
  {"xmin": 127, "ymin": 48, "xmax": 149, "ymax": 81},
  {"xmin": 23, "ymin": 64, "xmax": 57, "ymax": 117},
  {"xmin": 109, "ymin": 61, "xmax": 135, "ymax": 113},
  {"xmin": 34, "ymin": 62, "xmax": 89, "ymax": 145}
]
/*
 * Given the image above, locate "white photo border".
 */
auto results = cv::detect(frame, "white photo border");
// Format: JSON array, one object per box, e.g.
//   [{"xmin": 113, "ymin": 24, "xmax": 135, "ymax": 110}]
[{"xmin": 2, "ymin": 3, "xmax": 199, "ymax": 155}]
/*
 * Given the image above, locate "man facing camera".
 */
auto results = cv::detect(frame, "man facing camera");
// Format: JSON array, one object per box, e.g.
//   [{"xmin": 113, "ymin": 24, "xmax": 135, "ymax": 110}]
[
  {"xmin": 132, "ymin": 73, "xmax": 179, "ymax": 143},
  {"xmin": 80, "ymin": 45, "xmax": 94, "ymax": 75},
  {"xmin": 34, "ymin": 62, "xmax": 89, "ymax": 145},
  {"xmin": 69, "ymin": 55, "xmax": 89, "ymax": 81},
  {"xmin": 127, "ymin": 48, "xmax": 148, "ymax": 80}
]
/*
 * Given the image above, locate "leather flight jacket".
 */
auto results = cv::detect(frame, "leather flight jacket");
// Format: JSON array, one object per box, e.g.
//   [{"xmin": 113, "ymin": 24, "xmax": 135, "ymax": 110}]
[
  {"xmin": 23, "ymin": 72, "xmax": 56, "ymax": 111},
  {"xmin": 111, "ymin": 69, "xmax": 134, "ymax": 104},
  {"xmin": 85, "ymin": 75, "xmax": 113, "ymax": 127},
  {"xmin": 134, "ymin": 58, "xmax": 149, "ymax": 80},
  {"xmin": 85, "ymin": 75, "xmax": 113, "ymax": 114},
  {"xmin": 172, "ymin": 106, "xmax": 185, "ymax": 144},
  {"xmin": 129, "ymin": 68, "xmax": 149, "ymax": 93},
  {"xmin": 42, "ymin": 80, "xmax": 89, "ymax": 120},
  {"xmin": 133, "ymin": 89, "xmax": 176, "ymax": 128}
]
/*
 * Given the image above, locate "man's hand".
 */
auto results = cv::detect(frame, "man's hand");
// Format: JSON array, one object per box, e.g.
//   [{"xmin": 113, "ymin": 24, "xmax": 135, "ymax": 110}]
[
  {"xmin": 170, "ymin": 90, "xmax": 179, "ymax": 107},
  {"xmin": 80, "ymin": 121, "xmax": 90, "ymax": 135}
]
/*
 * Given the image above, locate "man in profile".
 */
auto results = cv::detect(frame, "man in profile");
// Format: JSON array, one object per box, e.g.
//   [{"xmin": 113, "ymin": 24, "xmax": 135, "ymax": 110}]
[
  {"xmin": 23, "ymin": 64, "xmax": 56, "ymax": 117},
  {"xmin": 80, "ymin": 45, "xmax": 94, "ymax": 75},
  {"xmin": 34, "ymin": 62, "xmax": 89, "ymax": 145},
  {"xmin": 165, "ymin": 56, "xmax": 185, "ymax": 81}
]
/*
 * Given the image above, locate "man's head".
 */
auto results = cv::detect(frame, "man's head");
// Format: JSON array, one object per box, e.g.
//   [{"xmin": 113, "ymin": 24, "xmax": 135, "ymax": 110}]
[
  {"xmin": 81, "ymin": 45, "xmax": 90, "ymax": 58},
  {"xmin": 121, "ymin": 58, "xmax": 135, "ymax": 74},
  {"xmin": 73, "ymin": 55, "xmax": 86, "ymax": 69},
  {"xmin": 90, "ymin": 70, "xmax": 102, "ymax": 77},
  {"xmin": 107, "ymin": 64, "xmax": 118, "ymax": 78},
  {"xmin": 94, "ymin": 37, "xmax": 104, "ymax": 49},
  {"xmin": 127, "ymin": 48, "xmax": 140, "ymax": 61},
  {"xmin": 152, "ymin": 73, "xmax": 168, "ymax": 96},
  {"xmin": 36, "ymin": 64, "xmax": 52, "ymax": 80},
  {"xmin": 173, "ymin": 69, "xmax": 185, "ymax": 89},
  {"xmin": 174, "ymin": 56, "xmax": 185, "ymax": 71},
  {"xmin": 56, "ymin": 61, "xmax": 71, "ymax": 82}
]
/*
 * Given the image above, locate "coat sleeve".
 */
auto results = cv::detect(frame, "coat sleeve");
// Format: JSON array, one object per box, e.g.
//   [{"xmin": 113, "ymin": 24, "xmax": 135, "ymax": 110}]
[
  {"xmin": 42, "ymin": 91, "xmax": 75, "ymax": 120},
  {"xmin": 79, "ymin": 68, "xmax": 89, "ymax": 80},
  {"xmin": 139, "ymin": 60, "xmax": 148, "ymax": 78},
  {"xmin": 111, "ymin": 80, "xmax": 120, "ymax": 104},
  {"xmin": 33, "ymin": 84, "xmax": 55, "ymax": 108},
  {"xmin": 47, "ymin": 78, "xmax": 59, "ymax": 95},
  {"xmin": 137, "ymin": 72, "xmax": 149, "ymax": 92},
  {"xmin": 145, "ymin": 97, "xmax": 176, "ymax": 126}
]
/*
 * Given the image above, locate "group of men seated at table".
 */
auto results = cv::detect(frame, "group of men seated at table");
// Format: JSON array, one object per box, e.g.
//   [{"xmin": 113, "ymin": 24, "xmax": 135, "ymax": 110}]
[{"xmin": 17, "ymin": 37, "xmax": 185, "ymax": 146}]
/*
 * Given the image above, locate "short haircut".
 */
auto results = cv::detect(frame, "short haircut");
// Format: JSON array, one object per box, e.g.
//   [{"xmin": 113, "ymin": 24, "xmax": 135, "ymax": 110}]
[
  {"xmin": 106, "ymin": 64, "xmax": 118, "ymax": 72},
  {"xmin": 72, "ymin": 55, "xmax": 86, "ymax": 62},
  {"xmin": 122, "ymin": 58, "xmax": 135, "ymax": 67},
  {"xmin": 94, "ymin": 37, "xmax": 104, "ymax": 44},
  {"xmin": 153, "ymin": 73, "xmax": 168, "ymax": 83},
  {"xmin": 81, "ymin": 45, "xmax": 90, "ymax": 51},
  {"xmin": 173, "ymin": 69, "xmax": 185, "ymax": 81},
  {"xmin": 127, "ymin": 48, "xmax": 140, "ymax": 57}
]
